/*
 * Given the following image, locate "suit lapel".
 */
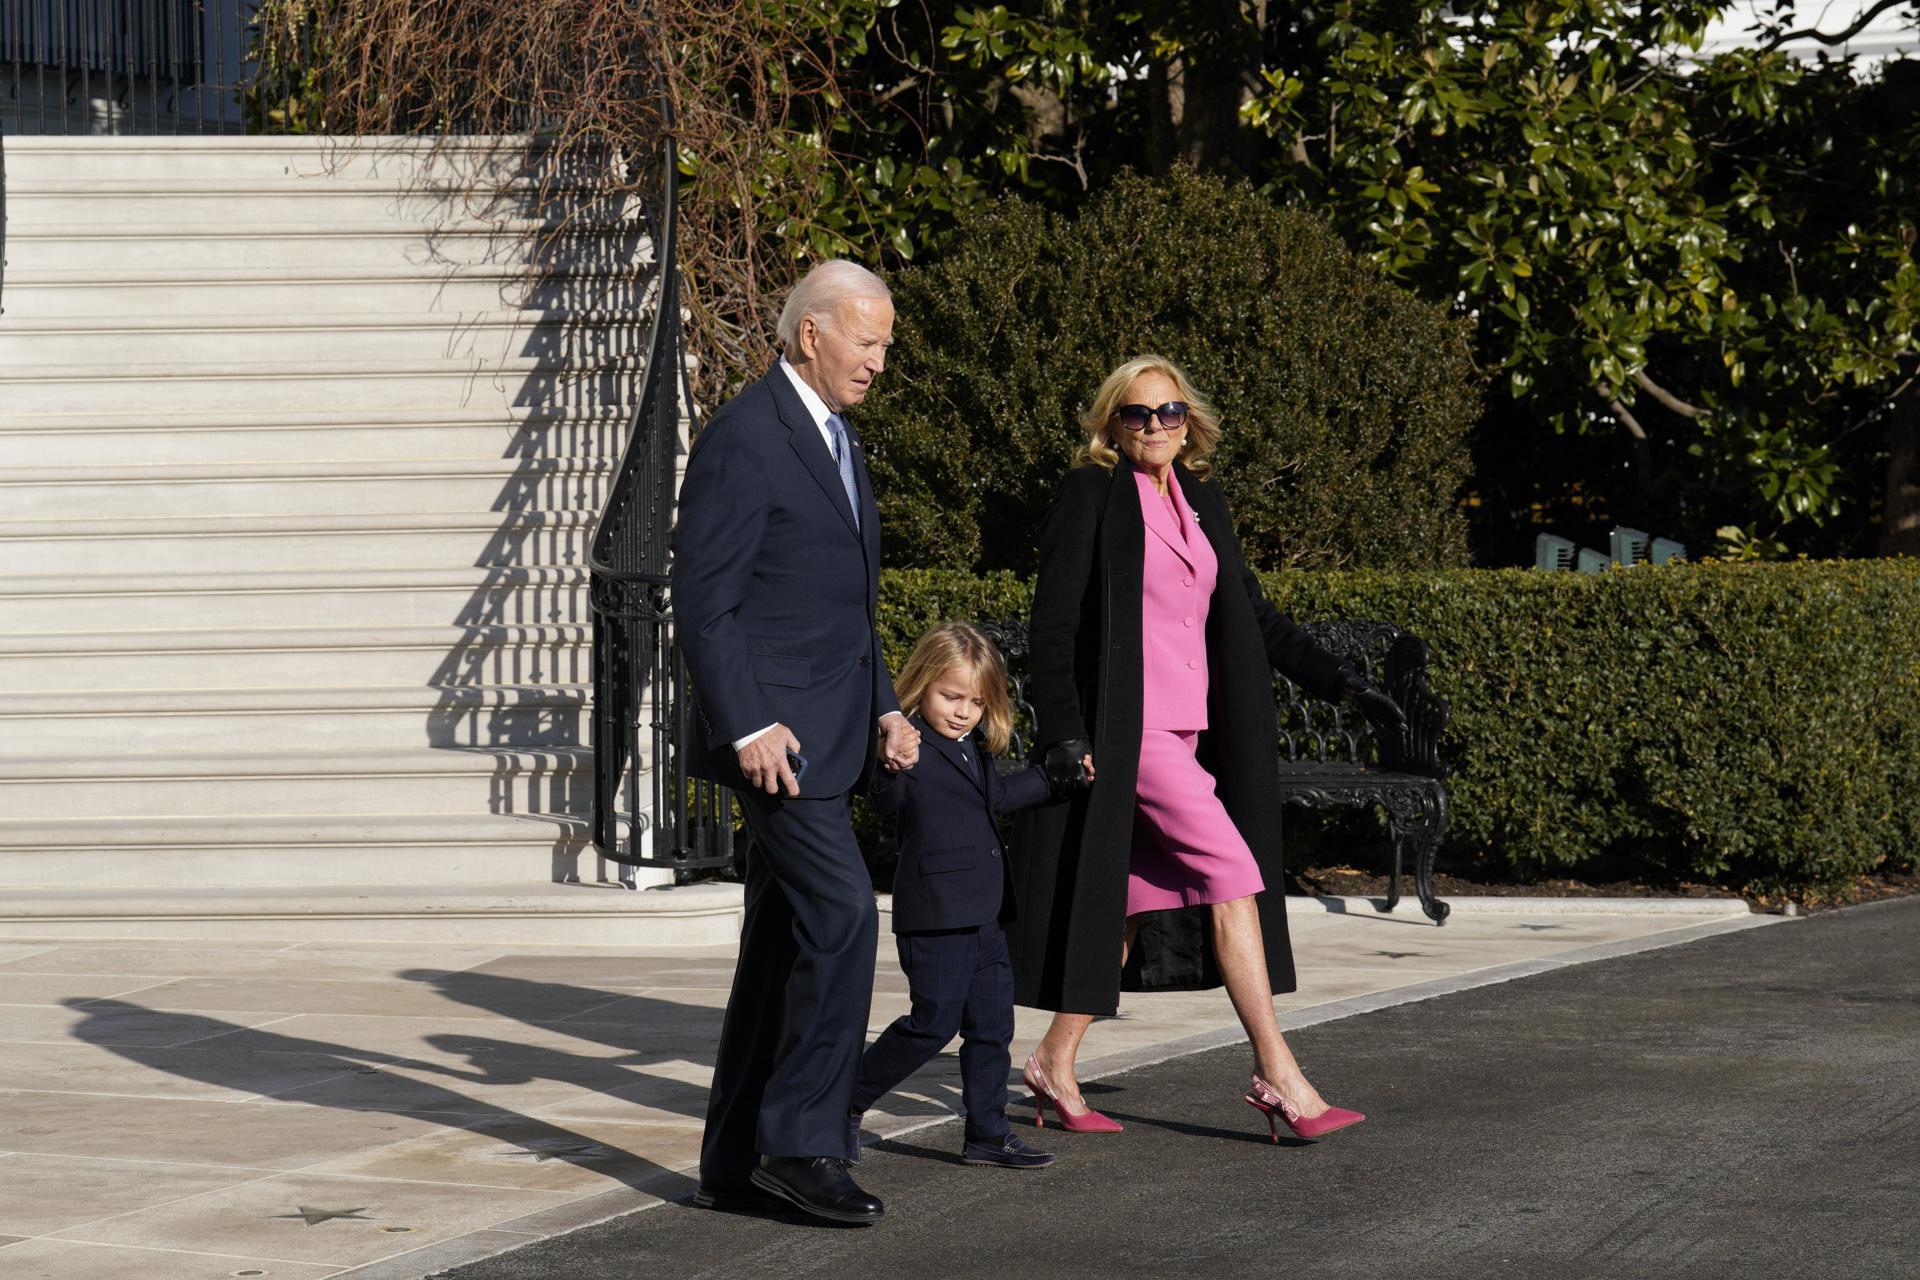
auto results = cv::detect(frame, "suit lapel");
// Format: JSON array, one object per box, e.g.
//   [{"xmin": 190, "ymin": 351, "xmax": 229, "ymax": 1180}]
[
  {"xmin": 768, "ymin": 367, "xmax": 860, "ymax": 540},
  {"xmin": 1179, "ymin": 463, "xmax": 1230, "ymax": 571},
  {"xmin": 925, "ymin": 723, "xmax": 986, "ymax": 797},
  {"xmin": 1139, "ymin": 470, "xmax": 1197, "ymax": 571}
]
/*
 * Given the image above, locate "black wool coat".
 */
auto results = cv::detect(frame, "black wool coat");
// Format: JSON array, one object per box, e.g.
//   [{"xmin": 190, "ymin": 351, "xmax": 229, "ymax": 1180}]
[{"xmin": 1007, "ymin": 457, "xmax": 1348, "ymax": 1016}]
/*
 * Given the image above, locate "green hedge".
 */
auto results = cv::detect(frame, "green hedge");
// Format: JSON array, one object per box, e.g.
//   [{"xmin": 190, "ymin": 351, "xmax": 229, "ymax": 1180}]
[
  {"xmin": 860, "ymin": 167, "xmax": 1480, "ymax": 576},
  {"xmin": 873, "ymin": 560, "xmax": 1920, "ymax": 895}
]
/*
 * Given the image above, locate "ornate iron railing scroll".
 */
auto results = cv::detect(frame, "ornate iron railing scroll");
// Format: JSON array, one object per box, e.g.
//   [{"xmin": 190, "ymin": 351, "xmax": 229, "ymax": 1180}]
[{"xmin": 586, "ymin": 123, "xmax": 734, "ymax": 880}]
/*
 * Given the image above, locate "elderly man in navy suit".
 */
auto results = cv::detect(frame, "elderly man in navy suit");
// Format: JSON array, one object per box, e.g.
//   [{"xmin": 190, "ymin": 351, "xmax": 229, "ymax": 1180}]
[{"xmin": 673, "ymin": 260, "xmax": 920, "ymax": 1224}]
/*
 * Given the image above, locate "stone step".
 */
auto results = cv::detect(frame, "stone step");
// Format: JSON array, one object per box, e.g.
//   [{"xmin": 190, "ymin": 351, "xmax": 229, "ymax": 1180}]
[
  {"xmin": 0, "ymin": 623, "xmax": 594, "ymax": 692},
  {"xmin": 0, "ymin": 813, "xmax": 597, "ymax": 888},
  {"xmin": 0, "ymin": 264, "xmax": 652, "ymax": 317},
  {"xmin": 0, "ymin": 880, "xmax": 744, "ymax": 945},
  {"xmin": 0, "ymin": 356, "xmax": 639, "ymax": 412},
  {"xmin": 0, "ymin": 567, "xmax": 594, "ymax": 633},
  {"xmin": 0, "ymin": 310, "xmax": 651, "ymax": 367},
  {"xmin": 0, "ymin": 457, "xmax": 614, "ymax": 522},
  {"xmin": 0, "ymin": 177, "xmax": 627, "ymax": 230},
  {"xmin": 0, "ymin": 407, "xmax": 634, "ymax": 469},
  {"xmin": 0, "ymin": 220, "xmax": 647, "ymax": 271},
  {"xmin": 0, "ymin": 683, "xmax": 589, "ymax": 753},
  {"xmin": 0, "ymin": 135, "xmax": 602, "ymax": 184},
  {"xmin": 0, "ymin": 509, "xmax": 596, "ymax": 574},
  {"xmin": 0, "ymin": 746, "xmax": 615, "ymax": 822}
]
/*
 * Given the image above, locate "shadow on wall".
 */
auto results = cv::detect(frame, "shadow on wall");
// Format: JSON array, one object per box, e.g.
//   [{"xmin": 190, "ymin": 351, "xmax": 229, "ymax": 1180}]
[
  {"xmin": 422, "ymin": 142, "xmax": 659, "ymax": 884},
  {"xmin": 296, "ymin": 138, "xmax": 659, "ymax": 884}
]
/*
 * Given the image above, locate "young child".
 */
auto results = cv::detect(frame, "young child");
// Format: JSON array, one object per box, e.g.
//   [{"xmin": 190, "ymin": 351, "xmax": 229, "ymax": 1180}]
[{"xmin": 847, "ymin": 622, "xmax": 1083, "ymax": 1169}]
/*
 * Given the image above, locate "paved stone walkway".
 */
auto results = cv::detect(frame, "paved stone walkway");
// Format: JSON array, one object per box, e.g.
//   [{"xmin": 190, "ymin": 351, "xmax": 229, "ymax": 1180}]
[{"xmin": 0, "ymin": 897, "xmax": 1761, "ymax": 1278}]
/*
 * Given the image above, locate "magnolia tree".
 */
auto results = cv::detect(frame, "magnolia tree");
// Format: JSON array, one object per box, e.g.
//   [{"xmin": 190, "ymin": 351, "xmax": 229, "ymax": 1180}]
[
  {"xmin": 1238, "ymin": 1, "xmax": 1920, "ymax": 556},
  {"xmin": 255, "ymin": 0, "xmax": 1920, "ymax": 556}
]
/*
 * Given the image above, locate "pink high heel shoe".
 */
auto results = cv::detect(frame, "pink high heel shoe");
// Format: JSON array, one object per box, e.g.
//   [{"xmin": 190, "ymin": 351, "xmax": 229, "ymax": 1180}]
[
  {"xmin": 1023, "ymin": 1053, "xmax": 1123, "ymax": 1133},
  {"xmin": 1245, "ymin": 1073, "xmax": 1364, "ymax": 1142}
]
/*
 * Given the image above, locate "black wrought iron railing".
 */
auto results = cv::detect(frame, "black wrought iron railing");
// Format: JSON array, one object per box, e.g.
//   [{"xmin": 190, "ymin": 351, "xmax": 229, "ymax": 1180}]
[
  {"xmin": 587, "ymin": 128, "xmax": 735, "ymax": 881},
  {"xmin": 1, "ymin": 0, "xmax": 259, "ymax": 134}
]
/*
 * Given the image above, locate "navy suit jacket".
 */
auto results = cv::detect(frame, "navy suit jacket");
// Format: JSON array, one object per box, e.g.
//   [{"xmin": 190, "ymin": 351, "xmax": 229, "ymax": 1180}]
[
  {"xmin": 869, "ymin": 716, "xmax": 1053, "ymax": 933},
  {"xmin": 671, "ymin": 366, "xmax": 900, "ymax": 798}
]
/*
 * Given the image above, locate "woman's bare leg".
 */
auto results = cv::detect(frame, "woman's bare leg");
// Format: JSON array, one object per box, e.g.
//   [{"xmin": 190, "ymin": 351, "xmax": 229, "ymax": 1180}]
[
  {"xmin": 1029, "ymin": 918, "xmax": 1142, "ymax": 1113},
  {"xmin": 1211, "ymin": 894, "xmax": 1331, "ymax": 1117},
  {"xmin": 1030, "ymin": 1012, "xmax": 1095, "ymax": 1111}
]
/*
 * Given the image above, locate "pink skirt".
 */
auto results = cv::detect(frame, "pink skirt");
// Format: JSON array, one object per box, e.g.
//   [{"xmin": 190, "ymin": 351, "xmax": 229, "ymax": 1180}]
[{"xmin": 1126, "ymin": 729, "xmax": 1266, "ymax": 915}]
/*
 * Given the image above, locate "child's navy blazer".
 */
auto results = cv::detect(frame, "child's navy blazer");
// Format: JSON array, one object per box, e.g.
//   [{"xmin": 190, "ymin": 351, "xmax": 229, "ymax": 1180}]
[{"xmin": 868, "ymin": 715, "xmax": 1052, "ymax": 933}]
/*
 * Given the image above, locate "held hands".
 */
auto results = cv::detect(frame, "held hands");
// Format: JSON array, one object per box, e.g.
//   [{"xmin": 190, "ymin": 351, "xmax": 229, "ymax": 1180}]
[
  {"xmin": 738, "ymin": 718, "xmax": 920, "ymax": 794},
  {"xmin": 1043, "ymin": 738, "xmax": 1096, "ymax": 797},
  {"xmin": 1338, "ymin": 669, "xmax": 1408, "ymax": 742},
  {"xmin": 877, "ymin": 713, "xmax": 921, "ymax": 772},
  {"xmin": 738, "ymin": 724, "xmax": 803, "ymax": 797}
]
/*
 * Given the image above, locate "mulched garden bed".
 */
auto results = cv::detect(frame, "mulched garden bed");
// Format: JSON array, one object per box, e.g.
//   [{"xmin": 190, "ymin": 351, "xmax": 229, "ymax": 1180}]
[{"xmin": 1289, "ymin": 853, "xmax": 1920, "ymax": 916}]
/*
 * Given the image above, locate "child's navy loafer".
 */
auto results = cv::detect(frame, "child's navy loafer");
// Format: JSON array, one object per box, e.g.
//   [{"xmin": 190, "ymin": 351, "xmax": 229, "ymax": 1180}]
[{"xmin": 961, "ymin": 1133, "xmax": 1056, "ymax": 1169}]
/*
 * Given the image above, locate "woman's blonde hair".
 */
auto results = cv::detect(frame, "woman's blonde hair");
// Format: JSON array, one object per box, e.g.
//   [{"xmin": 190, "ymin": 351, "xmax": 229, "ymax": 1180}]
[
  {"xmin": 893, "ymin": 622, "xmax": 1017, "ymax": 755},
  {"xmin": 1072, "ymin": 353, "xmax": 1222, "ymax": 479}
]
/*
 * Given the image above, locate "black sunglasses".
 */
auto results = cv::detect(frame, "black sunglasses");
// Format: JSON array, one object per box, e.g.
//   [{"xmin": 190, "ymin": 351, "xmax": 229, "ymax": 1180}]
[{"xmin": 1112, "ymin": 401, "xmax": 1190, "ymax": 432}]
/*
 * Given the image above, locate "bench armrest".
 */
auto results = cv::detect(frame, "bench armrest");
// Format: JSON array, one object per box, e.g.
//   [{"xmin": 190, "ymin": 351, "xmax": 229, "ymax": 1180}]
[{"xmin": 1382, "ymin": 633, "xmax": 1449, "ymax": 777}]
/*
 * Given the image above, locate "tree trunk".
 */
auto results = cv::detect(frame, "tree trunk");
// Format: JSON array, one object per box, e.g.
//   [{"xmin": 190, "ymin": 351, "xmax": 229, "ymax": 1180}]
[
  {"xmin": 1144, "ymin": 0, "xmax": 1265, "ymax": 177},
  {"xmin": 1881, "ymin": 391, "xmax": 1920, "ymax": 556}
]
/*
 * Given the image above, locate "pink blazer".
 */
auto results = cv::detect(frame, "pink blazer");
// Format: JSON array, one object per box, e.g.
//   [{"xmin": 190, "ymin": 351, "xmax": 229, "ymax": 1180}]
[{"xmin": 1135, "ymin": 469, "xmax": 1218, "ymax": 730}]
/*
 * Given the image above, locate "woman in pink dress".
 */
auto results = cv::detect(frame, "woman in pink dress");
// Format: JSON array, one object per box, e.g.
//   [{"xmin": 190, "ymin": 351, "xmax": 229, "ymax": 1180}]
[{"xmin": 1006, "ymin": 355, "xmax": 1406, "ymax": 1142}]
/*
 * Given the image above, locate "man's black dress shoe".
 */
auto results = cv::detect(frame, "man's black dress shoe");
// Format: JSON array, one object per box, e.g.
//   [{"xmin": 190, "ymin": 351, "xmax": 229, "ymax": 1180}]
[
  {"xmin": 691, "ymin": 1181, "xmax": 787, "ymax": 1213},
  {"xmin": 961, "ymin": 1132, "xmax": 1056, "ymax": 1169},
  {"xmin": 846, "ymin": 1110, "xmax": 864, "ymax": 1164},
  {"xmin": 750, "ymin": 1155, "xmax": 884, "ymax": 1224}
]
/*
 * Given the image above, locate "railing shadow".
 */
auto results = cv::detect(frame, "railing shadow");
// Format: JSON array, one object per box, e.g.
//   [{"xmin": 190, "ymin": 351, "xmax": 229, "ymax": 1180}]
[
  {"xmin": 426, "ymin": 143, "xmax": 658, "ymax": 885},
  {"xmin": 278, "ymin": 136, "xmax": 659, "ymax": 886},
  {"xmin": 61, "ymin": 992, "xmax": 713, "ymax": 1195},
  {"xmin": 388, "ymin": 967, "xmax": 986, "ymax": 1132}
]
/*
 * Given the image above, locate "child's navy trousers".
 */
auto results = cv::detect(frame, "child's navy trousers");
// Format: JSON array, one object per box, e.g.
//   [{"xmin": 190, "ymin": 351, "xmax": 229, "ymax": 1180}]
[{"xmin": 850, "ymin": 919, "xmax": 1015, "ymax": 1142}]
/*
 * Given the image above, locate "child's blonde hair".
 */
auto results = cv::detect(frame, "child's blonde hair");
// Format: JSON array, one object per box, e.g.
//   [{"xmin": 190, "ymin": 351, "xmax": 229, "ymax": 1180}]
[{"xmin": 894, "ymin": 622, "xmax": 1017, "ymax": 755}]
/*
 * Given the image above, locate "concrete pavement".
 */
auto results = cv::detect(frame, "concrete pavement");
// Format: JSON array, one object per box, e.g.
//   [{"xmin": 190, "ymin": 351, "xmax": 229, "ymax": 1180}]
[{"xmin": 0, "ymin": 895, "xmax": 1766, "ymax": 1278}]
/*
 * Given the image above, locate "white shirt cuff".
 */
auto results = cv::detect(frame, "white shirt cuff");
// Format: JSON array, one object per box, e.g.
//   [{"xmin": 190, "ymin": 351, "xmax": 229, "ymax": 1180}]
[
  {"xmin": 731, "ymin": 724, "xmax": 776, "ymax": 752},
  {"xmin": 737, "ymin": 712, "xmax": 902, "ymax": 753}
]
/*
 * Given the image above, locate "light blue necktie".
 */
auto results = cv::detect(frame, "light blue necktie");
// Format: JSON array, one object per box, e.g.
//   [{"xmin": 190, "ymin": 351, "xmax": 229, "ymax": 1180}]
[{"xmin": 826, "ymin": 413, "xmax": 861, "ymax": 530}]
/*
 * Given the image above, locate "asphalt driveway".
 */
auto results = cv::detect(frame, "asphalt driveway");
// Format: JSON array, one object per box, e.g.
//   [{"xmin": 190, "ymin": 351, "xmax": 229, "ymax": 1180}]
[{"xmin": 441, "ymin": 897, "xmax": 1920, "ymax": 1280}]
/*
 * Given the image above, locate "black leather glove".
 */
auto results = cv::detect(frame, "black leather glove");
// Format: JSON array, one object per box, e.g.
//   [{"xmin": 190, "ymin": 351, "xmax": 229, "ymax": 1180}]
[
  {"xmin": 1042, "ymin": 738, "xmax": 1094, "ymax": 795},
  {"xmin": 1338, "ymin": 668, "xmax": 1407, "ymax": 739}
]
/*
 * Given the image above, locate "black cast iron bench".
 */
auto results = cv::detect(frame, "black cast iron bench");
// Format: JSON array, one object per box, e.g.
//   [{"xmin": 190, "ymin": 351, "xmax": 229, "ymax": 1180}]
[{"xmin": 980, "ymin": 619, "xmax": 1453, "ymax": 924}]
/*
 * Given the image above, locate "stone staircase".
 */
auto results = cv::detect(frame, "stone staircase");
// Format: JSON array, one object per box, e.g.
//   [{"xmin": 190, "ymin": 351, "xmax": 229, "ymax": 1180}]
[{"xmin": 0, "ymin": 136, "xmax": 740, "ymax": 941}]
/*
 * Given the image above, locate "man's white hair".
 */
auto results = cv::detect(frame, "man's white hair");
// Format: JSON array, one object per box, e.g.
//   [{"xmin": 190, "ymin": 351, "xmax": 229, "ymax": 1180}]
[{"xmin": 777, "ymin": 259, "xmax": 892, "ymax": 353}]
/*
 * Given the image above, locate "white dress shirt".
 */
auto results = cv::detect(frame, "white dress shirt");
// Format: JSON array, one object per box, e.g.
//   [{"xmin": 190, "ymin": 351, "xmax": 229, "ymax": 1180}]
[
  {"xmin": 730, "ymin": 358, "xmax": 902, "ymax": 753},
  {"xmin": 777, "ymin": 355, "xmax": 839, "ymax": 457}
]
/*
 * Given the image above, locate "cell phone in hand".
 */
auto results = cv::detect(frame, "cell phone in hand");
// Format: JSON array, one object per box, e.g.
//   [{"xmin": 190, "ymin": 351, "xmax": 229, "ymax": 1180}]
[{"xmin": 785, "ymin": 747, "xmax": 809, "ymax": 784}]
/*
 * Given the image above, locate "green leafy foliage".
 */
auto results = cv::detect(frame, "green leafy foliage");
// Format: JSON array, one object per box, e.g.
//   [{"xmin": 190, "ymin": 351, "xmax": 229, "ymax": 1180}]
[
  {"xmin": 888, "ymin": 1, "xmax": 1920, "ymax": 553},
  {"xmin": 872, "ymin": 560, "xmax": 1920, "ymax": 895},
  {"xmin": 860, "ymin": 167, "xmax": 1480, "ymax": 574},
  {"xmin": 1243, "ymin": 3, "xmax": 1920, "ymax": 554},
  {"xmin": 245, "ymin": 0, "xmax": 1920, "ymax": 555}
]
